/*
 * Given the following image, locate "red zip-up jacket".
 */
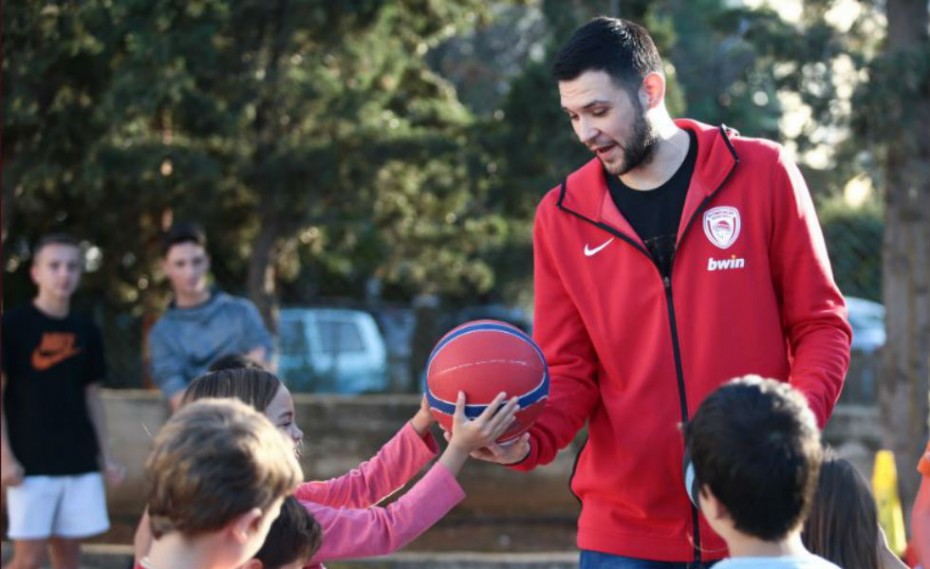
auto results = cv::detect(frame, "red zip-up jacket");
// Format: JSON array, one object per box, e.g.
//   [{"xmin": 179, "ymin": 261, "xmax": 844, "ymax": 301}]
[{"xmin": 514, "ymin": 120, "xmax": 851, "ymax": 562}]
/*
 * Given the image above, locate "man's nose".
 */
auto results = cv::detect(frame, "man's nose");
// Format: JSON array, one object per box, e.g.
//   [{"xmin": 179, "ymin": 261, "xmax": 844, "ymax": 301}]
[{"xmin": 576, "ymin": 117, "xmax": 598, "ymax": 144}]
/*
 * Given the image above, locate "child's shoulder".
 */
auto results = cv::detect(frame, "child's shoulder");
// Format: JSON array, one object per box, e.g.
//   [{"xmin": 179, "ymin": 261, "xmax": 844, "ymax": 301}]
[{"xmin": 714, "ymin": 555, "xmax": 841, "ymax": 569}]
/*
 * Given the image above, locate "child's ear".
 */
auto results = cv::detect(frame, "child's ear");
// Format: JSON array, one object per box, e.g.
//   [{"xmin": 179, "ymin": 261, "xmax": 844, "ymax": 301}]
[
  {"xmin": 699, "ymin": 484, "xmax": 730, "ymax": 522},
  {"xmin": 230, "ymin": 507, "xmax": 263, "ymax": 544}
]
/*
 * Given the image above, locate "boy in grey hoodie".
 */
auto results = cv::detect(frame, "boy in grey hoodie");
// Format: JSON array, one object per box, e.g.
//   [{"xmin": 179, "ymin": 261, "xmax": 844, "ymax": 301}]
[{"xmin": 148, "ymin": 223, "xmax": 273, "ymax": 409}]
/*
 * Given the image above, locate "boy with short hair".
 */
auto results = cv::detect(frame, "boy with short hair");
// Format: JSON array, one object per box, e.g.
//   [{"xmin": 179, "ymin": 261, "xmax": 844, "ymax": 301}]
[
  {"xmin": 683, "ymin": 376, "xmax": 838, "ymax": 568},
  {"xmin": 140, "ymin": 398, "xmax": 302, "ymax": 569},
  {"xmin": 1, "ymin": 233, "xmax": 125, "ymax": 569},
  {"xmin": 242, "ymin": 496, "xmax": 322, "ymax": 569},
  {"xmin": 147, "ymin": 222, "xmax": 273, "ymax": 409}
]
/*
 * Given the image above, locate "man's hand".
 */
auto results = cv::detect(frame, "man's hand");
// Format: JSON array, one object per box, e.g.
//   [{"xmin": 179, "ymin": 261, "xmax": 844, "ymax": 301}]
[
  {"xmin": 470, "ymin": 432, "xmax": 531, "ymax": 465},
  {"xmin": 169, "ymin": 391, "xmax": 185, "ymax": 412},
  {"xmin": 1, "ymin": 452, "xmax": 24, "ymax": 487},
  {"xmin": 103, "ymin": 457, "xmax": 126, "ymax": 486},
  {"xmin": 245, "ymin": 346, "xmax": 267, "ymax": 365}
]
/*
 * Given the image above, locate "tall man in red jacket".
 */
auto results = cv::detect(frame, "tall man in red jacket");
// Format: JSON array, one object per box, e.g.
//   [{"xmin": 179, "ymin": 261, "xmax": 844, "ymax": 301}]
[{"xmin": 473, "ymin": 17, "xmax": 851, "ymax": 568}]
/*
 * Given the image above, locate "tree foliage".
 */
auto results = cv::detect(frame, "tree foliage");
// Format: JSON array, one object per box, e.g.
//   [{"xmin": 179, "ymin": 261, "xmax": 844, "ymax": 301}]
[
  {"xmin": 5, "ymin": 0, "xmax": 923, "ymax": 414},
  {"xmin": 3, "ymin": 0, "xmax": 518, "ymax": 325}
]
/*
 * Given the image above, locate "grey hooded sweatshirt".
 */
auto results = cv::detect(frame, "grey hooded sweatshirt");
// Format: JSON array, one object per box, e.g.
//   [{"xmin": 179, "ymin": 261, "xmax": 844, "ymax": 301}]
[{"xmin": 147, "ymin": 291, "xmax": 273, "ymax": 398}]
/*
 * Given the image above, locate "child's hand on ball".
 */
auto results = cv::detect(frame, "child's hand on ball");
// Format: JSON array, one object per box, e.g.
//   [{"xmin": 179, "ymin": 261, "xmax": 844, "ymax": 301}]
[
  {"xmin": 410, "ymin": 394, "xmax": 436, "ymax": 436},
  {"xmin": 448, "ymin": 391, "xmax": 519, "ymax": 453}
]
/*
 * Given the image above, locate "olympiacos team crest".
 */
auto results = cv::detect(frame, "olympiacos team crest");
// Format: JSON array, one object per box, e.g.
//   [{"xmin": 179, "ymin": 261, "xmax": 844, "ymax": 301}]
[{"xmin": 703, "ymin": 206, "xmax": 741, "ymax": 249}]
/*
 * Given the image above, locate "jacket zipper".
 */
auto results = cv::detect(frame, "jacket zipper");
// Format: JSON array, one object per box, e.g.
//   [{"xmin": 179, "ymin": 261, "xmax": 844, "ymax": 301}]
[
  {"xmin": 663, "ymin": 272, "xmax": 702, "ymax": 563},
  {"xmin": 556, "ymin": 125, "xmax": 739, "ymax": 562}
]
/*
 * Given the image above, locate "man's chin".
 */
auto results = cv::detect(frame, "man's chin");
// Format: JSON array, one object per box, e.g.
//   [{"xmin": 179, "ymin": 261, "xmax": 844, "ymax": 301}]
[{"xmin": 600, "ymin": 158, "xmax": 627, "ymax": 177}]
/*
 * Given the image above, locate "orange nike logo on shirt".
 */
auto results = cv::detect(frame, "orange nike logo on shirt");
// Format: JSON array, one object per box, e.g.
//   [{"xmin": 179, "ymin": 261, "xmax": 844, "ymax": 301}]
[{"xmin": 31, "ymin": 332, "xmax": 82, "ymax": 371}]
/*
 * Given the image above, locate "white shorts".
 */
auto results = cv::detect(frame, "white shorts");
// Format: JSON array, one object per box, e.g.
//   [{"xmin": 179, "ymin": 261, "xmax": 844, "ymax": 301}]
[{"xmin": 6, "ymin": 472, "xmax": 110, "ymax": 540}]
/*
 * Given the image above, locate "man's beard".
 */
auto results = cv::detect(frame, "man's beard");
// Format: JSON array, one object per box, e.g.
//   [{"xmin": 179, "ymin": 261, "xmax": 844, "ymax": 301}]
[{"xmin": 605, "ymin": 97, "xmax": 658, "ymax": 176}]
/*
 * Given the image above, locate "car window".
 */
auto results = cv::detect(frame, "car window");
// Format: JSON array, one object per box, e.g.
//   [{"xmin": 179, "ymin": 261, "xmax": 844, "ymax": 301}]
[
  {"xmin": 849, "ymin": 312, "xmax": 882, "ymax": 332},
  {"xmin": 318, "ymin": 320, "xmax": 365, "ymax": 354},
  {"xmin": 279, "ymin": 320, "xmax": 308, "ymax": 354}
]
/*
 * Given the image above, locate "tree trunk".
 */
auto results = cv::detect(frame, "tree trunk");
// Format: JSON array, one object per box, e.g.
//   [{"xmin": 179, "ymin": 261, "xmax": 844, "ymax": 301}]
[
  {"xmin": 246, "ymin": 0, "xmax": 292, "ymax": 335},
  {"xmin": 247, "ymin": 220, "xmax": 282, "ymax": 335},
  {"xmin": 880, "ymin": 0, "xmax": 930, "ymax": 521}
]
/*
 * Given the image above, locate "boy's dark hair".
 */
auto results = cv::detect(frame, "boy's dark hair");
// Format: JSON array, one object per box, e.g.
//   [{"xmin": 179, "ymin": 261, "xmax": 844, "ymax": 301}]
[
  {"xmin": 33, "ymin": 233, "xmax": 80, "ymax": 263},
  {"xmin": 683, "ymin": 375, "xmax": 822, "ymax": 541},
  {"xmin": 161, "ymin": 221, "xmax": 207, "ymax": 257},
  {"xmin": 253, "ymin": 496, "xmax": 322, "ymax": 569},
  {"xmin": 552, "ymin": 17, "xmax": 663, "ymax": 94},
  {"xmin": 208, "ymin": 353, "xmax": 266, "ymax": 373}
]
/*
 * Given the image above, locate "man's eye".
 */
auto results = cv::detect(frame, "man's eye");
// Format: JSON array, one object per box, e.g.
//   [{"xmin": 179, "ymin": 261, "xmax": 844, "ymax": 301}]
[{"xmin": 591, "ymin": 109, "xmax": 608, "ymax": 117}]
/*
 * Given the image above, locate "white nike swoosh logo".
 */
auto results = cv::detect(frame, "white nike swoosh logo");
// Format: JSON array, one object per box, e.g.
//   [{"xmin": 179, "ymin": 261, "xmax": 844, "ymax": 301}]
[{"xmin": 584, "ymin": 238, "xmax": 614, "ymax": 257}]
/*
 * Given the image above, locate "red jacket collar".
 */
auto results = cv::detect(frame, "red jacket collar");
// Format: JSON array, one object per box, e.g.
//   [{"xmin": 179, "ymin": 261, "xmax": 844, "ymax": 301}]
[{"xmin": 557, "ymin": 120, "xmax": 740, "ymax": 241}]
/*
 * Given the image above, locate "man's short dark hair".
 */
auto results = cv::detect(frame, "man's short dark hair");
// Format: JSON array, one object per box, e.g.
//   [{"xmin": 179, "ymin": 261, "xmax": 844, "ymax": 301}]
[
  {"xmin": 162, "ymin": 222, "xmax": 207, "ymax": 257},
  {"xmin": 253, "ymin": 496, "xmax": 322, "ymax": 569},
  {"xmin": 552, "ymin": 17, "xmax": 663, "ymax": 93},
  {"xmin": 33, "ymin": 233, "xmax": 81, "ymax": 263},
  {"xmin": 683, "ymin": 376, "xmax": 823, "ymax": 541}
]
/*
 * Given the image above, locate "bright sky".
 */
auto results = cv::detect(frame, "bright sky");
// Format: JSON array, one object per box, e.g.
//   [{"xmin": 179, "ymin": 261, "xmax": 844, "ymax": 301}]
[
  {"xmin": 741, "ymin": 0, "xmax": 803, "ymax": 22},
  {"xmin": 742, "ymin": 0, "xmax": 863, "ymax": 29},
  {"xmin": 739, "ymin": 0, "xmax": 880, "ymax": 207},
  {"xmin": 739, "ymin": 0, "xmax": 869, "ymax": 172}
]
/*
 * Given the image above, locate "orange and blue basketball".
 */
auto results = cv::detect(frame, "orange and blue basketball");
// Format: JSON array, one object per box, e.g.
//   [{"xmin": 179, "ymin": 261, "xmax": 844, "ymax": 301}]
[{"xmin": 425, "ymin": 319, "xmax": 548, "ymax": 443}]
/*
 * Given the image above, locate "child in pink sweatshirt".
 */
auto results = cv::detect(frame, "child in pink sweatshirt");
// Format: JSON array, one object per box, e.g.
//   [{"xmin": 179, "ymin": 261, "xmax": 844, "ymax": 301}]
[{"xmin": 134, "ymin": 366, "xmax": 521, "ymax": 568}]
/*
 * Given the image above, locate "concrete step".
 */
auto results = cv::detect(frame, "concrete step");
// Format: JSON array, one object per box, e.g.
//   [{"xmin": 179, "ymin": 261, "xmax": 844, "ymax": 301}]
[
  {"xmin": 1, "ymin": 543, "xmax": 579, "ymax": 569},
  {"xmin": 329, "ymin": 552, "xmax": 578, "ymax": 568}
]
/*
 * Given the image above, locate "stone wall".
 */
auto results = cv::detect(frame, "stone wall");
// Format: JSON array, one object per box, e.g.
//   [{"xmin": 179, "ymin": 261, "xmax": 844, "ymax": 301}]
[
  {"xmin": 2, "ymin": 391, "xmax": 581, "ymax": 552},
  {"xmin": 2, "ymin": 391, "xmax": 882, "ymax": 553}
]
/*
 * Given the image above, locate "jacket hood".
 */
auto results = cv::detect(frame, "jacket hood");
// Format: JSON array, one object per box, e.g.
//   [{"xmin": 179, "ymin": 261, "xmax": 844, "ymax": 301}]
[
  {"xmin": 166, "ymin": 290, "xmax": 230, "ymax": 322},
  {"xmin": 558, "ymin": 120, "xmax": 740, "ymax": 243}
]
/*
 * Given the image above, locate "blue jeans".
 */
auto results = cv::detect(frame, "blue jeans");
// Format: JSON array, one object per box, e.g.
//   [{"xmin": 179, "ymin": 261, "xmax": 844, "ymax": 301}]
[{"xmin": 580, "ymin": 550, "xmax": 718, "ymax": 569}]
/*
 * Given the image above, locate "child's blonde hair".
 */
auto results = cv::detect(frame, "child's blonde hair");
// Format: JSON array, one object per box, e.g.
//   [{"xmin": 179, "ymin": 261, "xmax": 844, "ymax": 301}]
[{"xmin": 146, "ymin": 398, "xmax": 301, "ymax": 539}]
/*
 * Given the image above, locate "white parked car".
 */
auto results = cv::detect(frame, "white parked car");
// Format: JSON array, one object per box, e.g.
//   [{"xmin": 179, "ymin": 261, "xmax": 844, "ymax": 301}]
[
  {"xmin": 846, "ymin": 296, "xmax": 885, "ymax": 354},
  {"xmin": 840, "ymin": 295, "xmax": 885, "ymax": 406},
  {"xmin": 278, "ymin": 308, "xmax": 388, "ymax": 394}
]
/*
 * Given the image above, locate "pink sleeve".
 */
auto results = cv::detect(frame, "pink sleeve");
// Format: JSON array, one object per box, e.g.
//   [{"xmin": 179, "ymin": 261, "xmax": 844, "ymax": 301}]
[
  {"xmin": 295, "ymin": 422, "xmax": 438, "ymax": 508},
  {"xmin": 303, "ymin": 463, "xmax": 465, "ymax": 564}
]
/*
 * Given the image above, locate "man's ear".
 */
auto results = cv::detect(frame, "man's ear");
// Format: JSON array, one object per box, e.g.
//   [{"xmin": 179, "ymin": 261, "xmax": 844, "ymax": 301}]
[
  {"xmin": 640, "ymin": 72, "xmax": 666, "ymax": 110},
  {"xmin": 229, "ymin": 507, "xmax": 263, "ymax": 544}
]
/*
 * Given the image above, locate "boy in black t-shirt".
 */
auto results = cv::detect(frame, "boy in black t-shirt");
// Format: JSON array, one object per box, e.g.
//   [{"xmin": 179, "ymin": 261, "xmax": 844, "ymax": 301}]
[{"xmin": 1, "ymin": 233, "xmax": 125, "ymax": 569}]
